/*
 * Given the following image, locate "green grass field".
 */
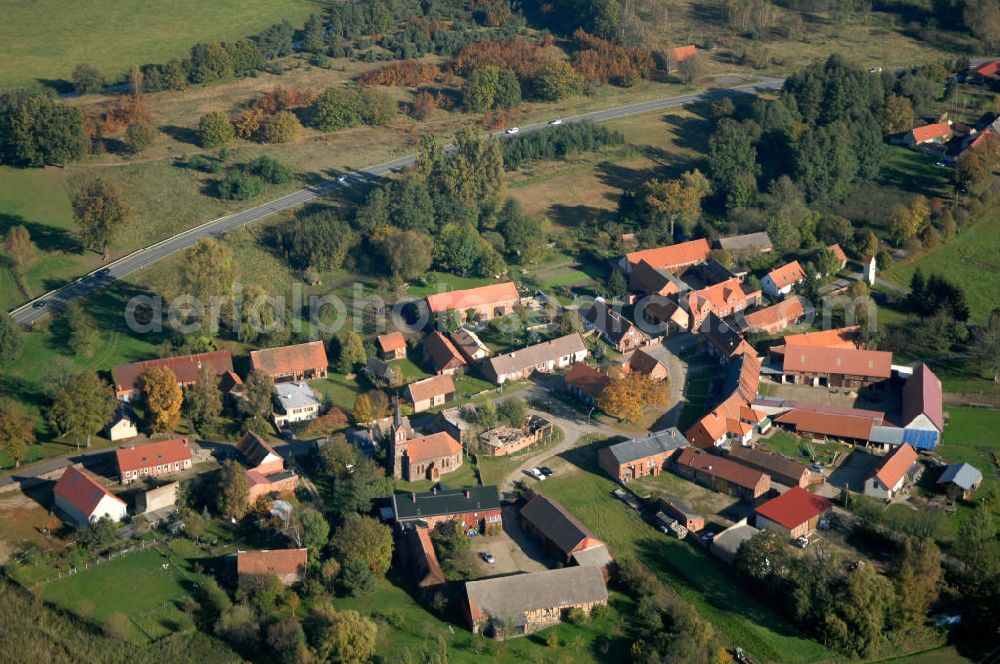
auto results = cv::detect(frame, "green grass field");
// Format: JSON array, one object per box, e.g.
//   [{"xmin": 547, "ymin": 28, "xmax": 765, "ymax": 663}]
[
  {"xmin": 941, "ymin": 407, "xmax": 1000, "ymax": 520},
  {"xmin": 0, "ymin": 0, "xmax": 317, "ymax": 88},
  {"xmin": 534, "ymin": 439, "xmax": 835, "ymax": 663},
  {"xmin": 883, "ymin": 205, "xmax": 1000, "ymax": 324},
  {"xmin": 42, "ymin": 544, "xmax": 204, "ymax": 641}
]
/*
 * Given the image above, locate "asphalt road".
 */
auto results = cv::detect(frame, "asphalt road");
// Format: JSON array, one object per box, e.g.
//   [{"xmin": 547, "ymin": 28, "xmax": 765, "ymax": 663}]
[{"xmin": 10, "ymin": 75, "xmax": 784, "ymax": 327}]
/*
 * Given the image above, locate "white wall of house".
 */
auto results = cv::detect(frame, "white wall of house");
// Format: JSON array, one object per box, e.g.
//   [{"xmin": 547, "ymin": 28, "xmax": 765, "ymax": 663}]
[
  {"xmin": 55, "ymin": 493, "xmax": 127, "ymax": 525},
  {"xmin": 865, "ymin": 258, "xmax": 876, "ymax": 285},
  {"xmin": 864, "ymin": 475, "xmax": 905, "ymax": 500},
  {"xmin": 274, "ymin": 404, "xmax": 321, "ymax": 426},
  {"xmin": 107, "ymin": 419, "xmax": 137, "ymax": 441},
  {"xmin": 762, "ymin": 275, "xmax": 794, "ymax": 298}
]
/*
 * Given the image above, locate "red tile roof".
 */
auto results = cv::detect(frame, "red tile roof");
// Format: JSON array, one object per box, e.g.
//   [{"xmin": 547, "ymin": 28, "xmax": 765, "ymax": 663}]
[
  {"xmin": 910, "ymin": 123, "xmax": 952, "ymax": 143},
  {"xmin": 423, "ymin": 331, "xmax": 466, "ymax": 373},
  {"xmin": 406, "ymin": 431, "xmax": 463, "ymax": 464},
  {"xmin": 783, "ymin": 346, "xmax": 892, "ymax": 379},
  {"xmin": 112, "ymin": 350, "xmax": 234, "ymax": 395},
  {"xmin": 782, "ymin": 326, "xmax": 860, "ymax": 349},
  {"xmin": 774, "ymin": 409, "xmax": 878, "ymax": 441},
  {"xmin": 53, "ymin": 466, "xmax": 125, "ymax": 517},
  {"xmin": 743, "ymin": 297, "xmax": 806, "ymax": 331},
  {"xmin": 766, "ymin": 261, "xmax": 807, "ymax": 290},
  {"xmin": 687, "ymin": 277, "xmax": 760, "ymax": 323},
  {"xmin": 237, "ymin": 431, "xmax": 282, "ymax": 468},
  {"xmin": 670, "ymin": 45, "xmax": 697, "ymax": 62},
  {"xmin": 406, "ymin": 374, "xmax": 455, "ymax": 404},
  {"xmin": 974, "ymin": 61, "xmax": 1000, "ymax": 77},
  {"xmin": 674, "ymin": 447, "xmax": 768, "ymax": 490},
  {"xmin": 873, "ymin": 443, "xmax": 918, "ymax": 490},
  {"xmin": 564, "ymin": 363, "xmax": 611, "ymax": 399},
  {"xmin": 902, "ymin": 363, "xmax": 944, "ymax": 432},
  {"xmin": 250, "ymin": 341, "xmax": 328, "ymax": 377},
  {"xmin": 755, "ymin": 487, "xmax": 831, "ymax": 530},
  {"xmin": 237, "ymin": 549, "xmax": 307, "ymax": 577},
  {"xmin": 426, "ymin": 282, "xmax": 519, "ymax": 314},
  {"xmin": 625, "ymin": 239, "xmax": 712, "ymax": 271},
  {"xmin": 377, "ymin": 331, "xmax": 406, "ymax": 353},
  {"xmin": 828, "ymin": 243, "xmax": 848, "ymax": 266},
  {"xmin": 115, "ymin": 438, "xmax": 191, "ymax": 475}
]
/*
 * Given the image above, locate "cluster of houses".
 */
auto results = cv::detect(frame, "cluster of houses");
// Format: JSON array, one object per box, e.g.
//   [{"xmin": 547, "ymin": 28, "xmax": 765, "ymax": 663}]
[
  {"xmin": 389, "ymin": 485, "xmax": 612, "ymax": 639},
  {"xmin": 51, "ymin": 432, "xmax": 298, "ymax": 526},
  {"xmin": 901, "ymin": 61, "xmax": 1000, "ymax": 164}
]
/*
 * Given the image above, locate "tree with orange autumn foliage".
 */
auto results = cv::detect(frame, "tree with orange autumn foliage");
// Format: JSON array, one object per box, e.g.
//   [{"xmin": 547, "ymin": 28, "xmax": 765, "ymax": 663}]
[
  {"xmin": 598, "ymin": 371, "xmax": 668, "ymax": 421},
  {"xmin": 452, "ymin": 37, "xmax": 548, "ymax": 79},
  {"xmin": 570, "ymin": 29, "xmax": 653, "ymax": 87},
  {"xmin": 358, "ymin": 62, "xmax": 440, "ymax": 87}
]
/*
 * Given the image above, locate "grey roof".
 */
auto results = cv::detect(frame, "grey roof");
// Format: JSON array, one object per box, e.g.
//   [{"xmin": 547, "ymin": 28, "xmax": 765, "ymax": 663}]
[
  {"xmin": 717, "ymin": 232, "xmax": 773, "ymax": 252},
  {"xmin": 520, "ymin": 495, "xmax": 596, "ymax": 557},
  {"xmin": 605, "ymin": 428, "xmax": 687, "ymax": 466},
  {"xmin": 663, "ymin": 498, "xmax": 700, "ymax": 521},
  {"xmin": 393, "ymin": 486, "xmax": 501, "ymax": 522},
  {"xmin": 937, "ymin": 463, "xmax": 983, "ymax": 491},
  {"xmin": 571, "ymin": 544, "xmax": 614, "ymax": 568},
  {"xmin": 711, "ymin": 521, "xmax": 760, "ymax": 563},
  {"xmin": 275, "ymin": 381, "xmax": 321, "ymax": 412},
  {"xmin": 437, "ymin": 405, "xmax": 478, "ymax": 431},
  {"xmin": 487, "ymin": 333, "xmax": 587, "ymax": 378},
  {"xmin": 870, "ymin": 426, "xmax": 905, "ymax": 445},
  {"xmin": 465, "ymin": 566, "xmax": 607, "ymax": 621}
]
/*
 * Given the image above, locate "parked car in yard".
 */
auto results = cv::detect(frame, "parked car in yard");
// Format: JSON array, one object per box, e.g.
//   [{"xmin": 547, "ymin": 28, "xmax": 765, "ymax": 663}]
[
  {"xmin": 481, "ymin": 552, "xmax": 495, "ymax": 564},
  {"xmin": 793, "ymin": 536, "xmax": 810, "ymax": 548},
  {"xmin": 539, "ymin": 467, "xmax": 553, "ymax": 476},
  {"xmin": 506, "ymin": 127, "xmax": 520, "ymax": 134}
]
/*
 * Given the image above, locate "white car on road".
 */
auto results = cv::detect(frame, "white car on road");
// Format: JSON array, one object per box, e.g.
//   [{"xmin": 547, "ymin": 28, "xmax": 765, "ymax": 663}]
[
  {"xmin": 506, "ymin": 127, "xmax": 520, "ymax": 134},
  {"xmin": 549, "ymin": 119, "xmax": 563, "ymax": 125}
]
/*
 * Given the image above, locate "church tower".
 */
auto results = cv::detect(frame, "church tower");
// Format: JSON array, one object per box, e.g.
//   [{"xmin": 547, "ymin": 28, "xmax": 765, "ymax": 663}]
[{"xmin": 389, "ymin": 398, "xmax": 408, "ymax": 479}]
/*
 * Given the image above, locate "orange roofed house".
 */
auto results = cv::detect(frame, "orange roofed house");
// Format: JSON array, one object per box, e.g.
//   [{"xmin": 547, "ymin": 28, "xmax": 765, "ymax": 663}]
[
  {"xmin": 905, "ymin": 122, "xmax": 953, "ymax": 147},
  {"xmin": 236, "ymin": 432, "xmax": 300, "ymax": 504},
  {"xmin": 622, "ymin": 238, "xmax": 712, "ymax": 274},
  {"xmin": 237, "ymin": 548, "xmax": 307, "ymax": 587},
  {"xmin": 426, "ymin": 282, "xmax": 520, "ymax": 323},
  {"xmin": 377, "ymin": 332, "xmax": 407, "ymax": 360},
  {"xmin": 406, "ymin": 374, "xmax": 456, "ymax": 413},
  {"xmin": 762, "ymin": 260, "xmax": 807, "ymax": 298},
  {"xmin": 423, "ymin": 331, "xmax": 467, "ymax": 375},
  {"xmin": 250, "ymin": 341, "xmax": 328, "ymax": 382},
  {"xmin": 864, "ymin": 443, "xmax": 918, "ymax": 500},
  {"xmin": 684, "ymin": 277, "xmax": 762, "ymax": 331},
  {"xmin": 115, "ymin": 437, "xmax": 193, "ymax": 484},
  {"xmin": 112, "ymin": 350, "xmax": 234, "ymax": 401},
  {"xmin": 754, "ymin": 487, "xmax": 832, "ymax": 539},
  {"xmin": 741, "ymin": 296, "xmax": 807, "ymax": 335}
]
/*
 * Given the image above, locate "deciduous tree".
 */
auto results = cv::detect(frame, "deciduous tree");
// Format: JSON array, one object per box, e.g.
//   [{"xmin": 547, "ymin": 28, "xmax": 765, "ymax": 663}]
[
  {"xmin": 124, "ymin": 120, "xmax": 157, "ymax": 154},
  {"xmin": 181, "ymin": 238, "xmax": 238, "ymax": 302},
  {"xmin": 337, "ymin": 332, "xmax": 366, "ymax": 374},
  {"xmin": 4, "ymin": 225, "xmax": 34, "ymax": 275},
  {"xmin": 239, "ymin": 370, "xmax": 274, "ymax": 422},
  {"xmin": 308, "ymin": 603, "xmax": 377, "ymax": 664},
  {"xmin": 66, "ymin": 302, "xmax": 100, "ymax": 357},
  {"xmin": 382, "ymin": 229, "xmax": 433, "ymax": 280},
  {"xmin": 881, "ymin": 94, "xmax": 914, "ymax": 135},
  {"xmin": 72, "ymin": 178, "xmax": 133, "ymax": 259},
  {"xmin": 0, "ymin": 312, "xmax": 22, "ymax": 371},
  {"xmin": 142, "ymin": 366, "xmax": 183, "ymax": 432},
  {"xmin": 186, "ymin": 364, "xmax": 223, "ymax": 430},
  {"xmin": 598, "ymin": 372, "xmax": 667, "ymax": 421},
  {"xmin": 198, "ymin": 111, "xmax": 235, "ymax": 148},
  {"xmin": 71, "ymin": 64, "xmax": 104, "ymax": 94},
  {"xmin": 0, "ymin": 401, "xmax": 34, "ymax": 468},
  {"xmin": 50, "ymin": 371, "xmax": 115, "ymax": 449},
  {"xmin": 215, "ymin": 458, "xmax": 250, "ymax": 519},
  {"xmin": 329, "ymin": 514, "xmax": 393, "ymax": 573}
]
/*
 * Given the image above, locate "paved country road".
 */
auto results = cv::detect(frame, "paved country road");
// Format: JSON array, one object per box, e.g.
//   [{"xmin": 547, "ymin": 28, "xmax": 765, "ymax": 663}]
[{"xmin": 8, "ymin": 75, "xmax": 784, "ymax": 327}]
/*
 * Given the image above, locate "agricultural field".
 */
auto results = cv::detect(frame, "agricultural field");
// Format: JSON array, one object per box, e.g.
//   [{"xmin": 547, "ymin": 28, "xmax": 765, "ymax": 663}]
[
  {"xmin": 940, "ymin": 407, "xmax": 1000, "ymax": 515},
  {"xmin": 883, "ymin": 206, "xmax": 1000, "ymax": 324},
  {"xmin": 534, "ymin": 437, "xmax": 836, "ymax": 663},
  {"xmin": 0, "ymin": 0, "xmax": 318, "ymax": 88}
]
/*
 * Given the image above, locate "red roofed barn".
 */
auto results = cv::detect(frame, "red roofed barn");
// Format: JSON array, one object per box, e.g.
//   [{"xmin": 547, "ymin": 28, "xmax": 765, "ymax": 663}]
[
  {"xmin": 115, "ymin": 437, "xmax": 193, "ymax": 484},
  {"xmin": 112, "ymin": 350, "xmax": 234, "ymax": 401},
  {"xmin": 624, "ymin": 238, "xmax": 712, "ymax": 273},
  {"xmin": 250, "ymin": 341, "xmax": 328, "ymax": 382},
  {"xmin": 781, "ymin": 346, "xmax": 892, "ymax": 388},
  {"xmin": 426, "ymin": 282, "xmax": 520, "ymax": 322},
  {"xmin": 673, "ymin": 448, "xmax": 771, "ymax": 500}
]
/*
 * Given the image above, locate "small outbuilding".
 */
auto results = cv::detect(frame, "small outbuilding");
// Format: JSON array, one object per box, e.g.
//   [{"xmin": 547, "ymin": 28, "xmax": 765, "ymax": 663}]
[
  {"xmin": 937, "ymin": 463, "xmax": 983, "ymax": 500},
  {"xmin": 754, "ymin": 487, "xmax": 832, "ymax": 540}
]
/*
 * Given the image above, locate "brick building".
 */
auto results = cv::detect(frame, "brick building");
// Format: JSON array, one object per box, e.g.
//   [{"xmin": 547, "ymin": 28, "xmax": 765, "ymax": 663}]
[
  {"xmin": 115, "ymin": 438, "xmax": 193, "ymax": 484},
  {"xmin": 112, "ymin": 350, "xmax": 234, "ymax": 401},
  {"xmin": 754, "ymin": 487, "xmax": 832, "ymax": 539},
  {"xmin": 598, "ymin": 428, "xmax": 687, "ymax": 482},
  {"xmin": 672, "ymin": 448, "xmax": 771, "ymax": 500},
  {"xmin": 392, "ymin": 485, "xmax": 502, "ymax": 533},
  {"xmin": 236, "ymin": 549, "xmax": 307, "ymax": 587},
  {"xmin": 250, "ymin": 341, "xmax": 328, "ymax": 382}
]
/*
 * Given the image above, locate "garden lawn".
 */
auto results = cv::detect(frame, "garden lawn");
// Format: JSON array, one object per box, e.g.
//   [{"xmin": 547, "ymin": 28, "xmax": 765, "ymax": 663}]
[
  {"xmin": 882, "ymin": 206, "xmax": 1000, "ymax": 323},
  {"xmin": 42, "ymin": 546, "xmax": 201, "ymax": 642},
  {"xmin": 535, "ymin": 439, "xmax": 835, "ymax": 664},
  {"xmin": 941, "ymin": 407, "xmax": 1000, "ymax": 521},
  {"xmin": 0, "ymin": 0, "xmax": 317, "ymax": 88}
]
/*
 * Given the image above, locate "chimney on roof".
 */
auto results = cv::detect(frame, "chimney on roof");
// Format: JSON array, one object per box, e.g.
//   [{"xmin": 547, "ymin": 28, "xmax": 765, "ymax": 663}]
[
  {"xmin": 411, "ymin": 492, "xmax": 417, "ymax": 503},
  {"xmin": 432, "ymin": 486, "xmax": 438, "ymax": 495},
  {"xmin": 464, "ymin": 489, "xmax": 471, "ymax": 499}
]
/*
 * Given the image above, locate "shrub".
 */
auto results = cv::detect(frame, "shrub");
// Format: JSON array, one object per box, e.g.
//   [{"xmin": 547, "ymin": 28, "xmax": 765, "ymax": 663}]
[
  {"xmin": 259, "ymin": 110, "xmax": 302, "ymax": 143},
  {"xmin": 71, "ymin": 64, "xmax": 104, "ymax": 94},
  {"xmin": 218, "ymin": 171, "xmax": 264, "ymax": 200},
  {"xmin": 198, "ymin": 111, "xmax": 235, "ymax": 148},
  {"xmin": 244, "ymin": 155, "xmax": 294, "ymax": 184},
  {"xmin": 124, "ymin": 120, "xmax": 157, "ymax": 155}
]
